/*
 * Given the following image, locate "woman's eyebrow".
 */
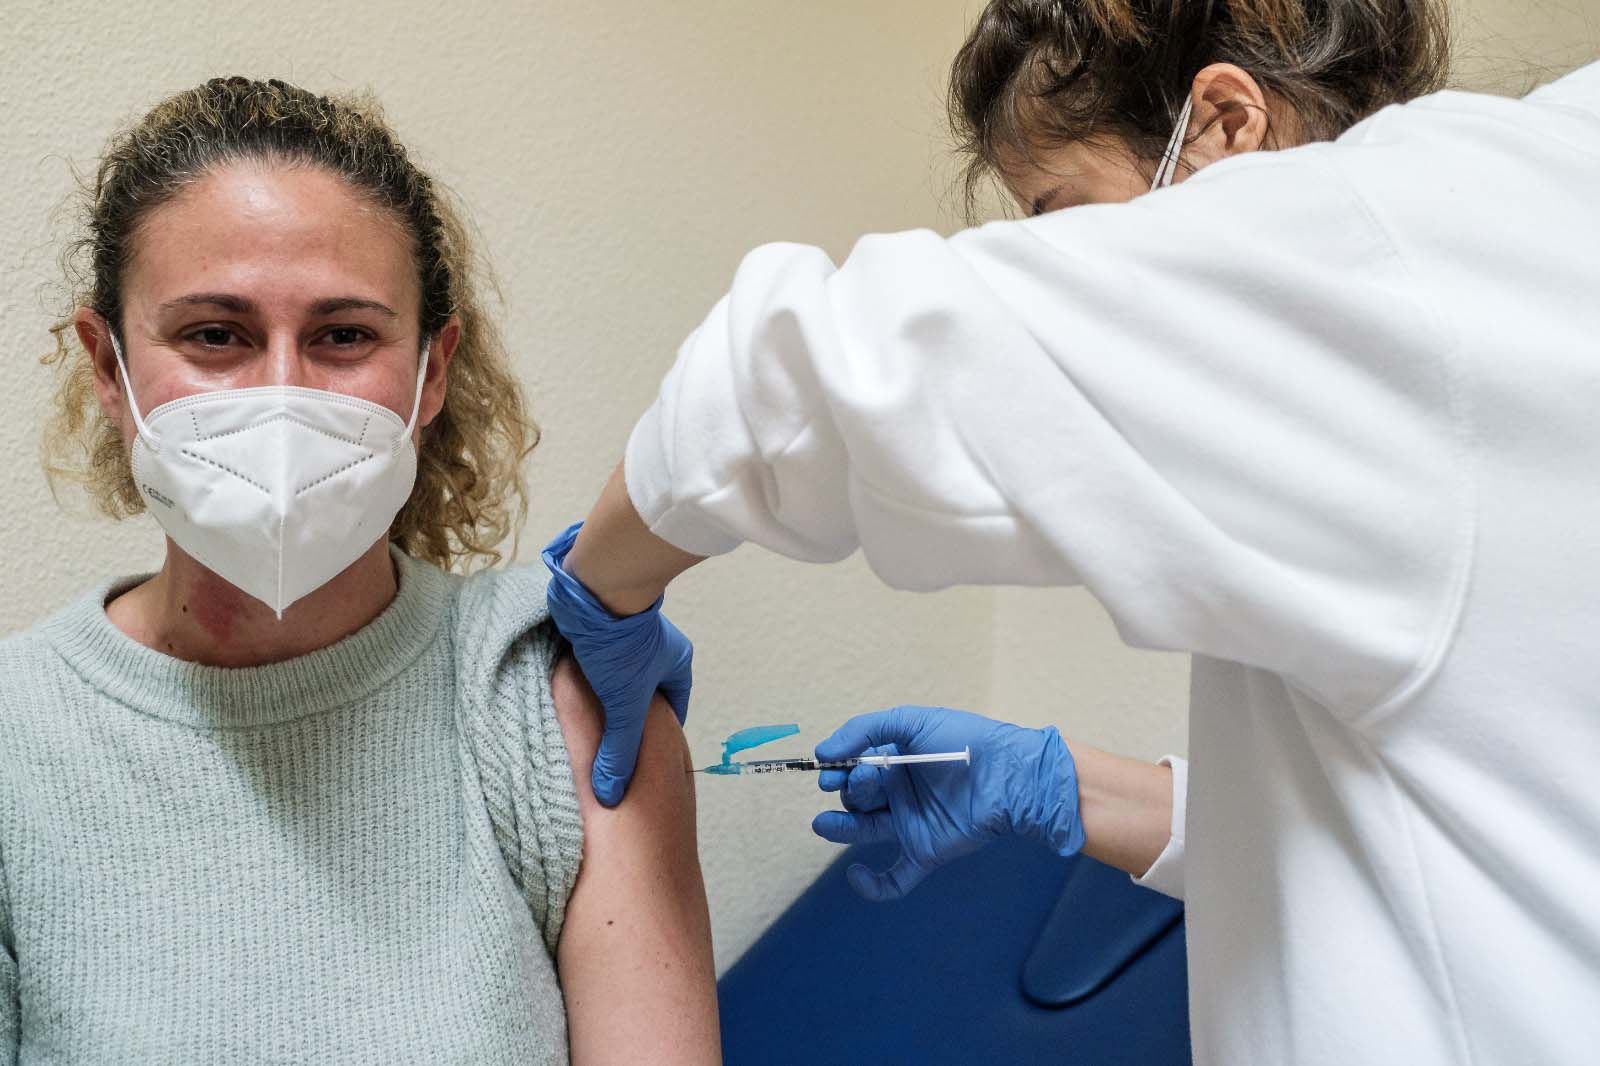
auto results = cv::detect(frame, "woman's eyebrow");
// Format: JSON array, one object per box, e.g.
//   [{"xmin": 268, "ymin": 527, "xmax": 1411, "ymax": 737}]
[
  {"xmin": 152, "ymin": 294, "xmax": 398, "ymax": 318},
  {"xmin": 156, "ymin": 292, "xmax": 255, "ymax": 315},
  {"xmin": 309, "ymin": 297, "xmax": 398, "ymax": 318}
]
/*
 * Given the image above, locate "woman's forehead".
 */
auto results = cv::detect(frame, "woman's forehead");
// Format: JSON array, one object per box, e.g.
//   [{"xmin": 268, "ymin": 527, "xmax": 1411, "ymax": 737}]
[
  {"xmin": 995, "ymin": 145, "xmax": 1091, "ymax": 209},
  {"xmin": 127, "ymin": 162, "xmax": 417, "ymax": 311},
  {"xmin": 996, "ymin": 137, "xmax": 1149, "ymax": 214}
]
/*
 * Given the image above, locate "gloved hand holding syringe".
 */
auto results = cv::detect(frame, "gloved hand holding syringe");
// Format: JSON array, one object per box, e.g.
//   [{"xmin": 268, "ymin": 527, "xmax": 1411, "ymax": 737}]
[
  {"xmin": 693, "ymin": 723, "xmax": 968, "ymax": 777},
  {"xmin": 695, "ymin": 710, "xmax": 1084, "ymax": 903}
]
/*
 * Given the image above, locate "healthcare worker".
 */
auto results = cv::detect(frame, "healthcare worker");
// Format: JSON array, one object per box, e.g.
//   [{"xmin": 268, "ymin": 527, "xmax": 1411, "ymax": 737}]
[{"xmin": 542, "ymin": 2, "xmax": 1600, "ymax": 1063}]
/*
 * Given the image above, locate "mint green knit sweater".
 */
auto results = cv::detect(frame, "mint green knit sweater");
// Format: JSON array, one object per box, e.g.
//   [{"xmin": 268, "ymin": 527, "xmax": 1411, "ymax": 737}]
[{"xmin": 0, "ymin": 548, "xmax": 583, "ymax": 1064}]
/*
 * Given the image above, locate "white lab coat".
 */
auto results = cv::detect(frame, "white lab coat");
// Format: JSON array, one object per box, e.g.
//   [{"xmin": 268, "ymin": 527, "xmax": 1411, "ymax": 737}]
[{"xmin": 627, "ymin": 64, "xmax": 1600, "ymax": 1064}]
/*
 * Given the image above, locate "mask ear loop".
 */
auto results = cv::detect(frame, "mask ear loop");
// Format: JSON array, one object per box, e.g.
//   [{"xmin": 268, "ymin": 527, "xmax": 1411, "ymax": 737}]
[
  {"xmin": 397, "ymin": 338, "xmax": 432, "ymax": 451},
  {"xmin": 1150, "ymin": 94, "xmax": 1195, "ymax": 192},
  {"xmin": 108, "ymin": 331, "xmax": 161, "ymax": 452}
]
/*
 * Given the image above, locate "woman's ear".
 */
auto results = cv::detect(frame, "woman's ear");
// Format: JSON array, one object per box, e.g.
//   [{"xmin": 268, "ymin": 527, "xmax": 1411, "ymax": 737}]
[
  {"xmin": 73, "ymin": 307, "xmax": 133, "ymax": 435},
  {"xmin": 1182, "ymin": 63, "xmax": 1274, "ymax": 173},
  {"xmin": 418, "ymin": 314, "xmax": 460, "ymax": 429}
]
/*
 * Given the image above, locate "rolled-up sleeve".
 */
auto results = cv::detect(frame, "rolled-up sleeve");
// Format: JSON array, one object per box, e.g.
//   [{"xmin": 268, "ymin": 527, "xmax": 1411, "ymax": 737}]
[
  {"xmin": 1132, "ymin": 756, "xmax": 1188, "ymax": 901},
  {"xmin": 625, "ymin": 145, "xmax": 1465, "ymax": 718}
]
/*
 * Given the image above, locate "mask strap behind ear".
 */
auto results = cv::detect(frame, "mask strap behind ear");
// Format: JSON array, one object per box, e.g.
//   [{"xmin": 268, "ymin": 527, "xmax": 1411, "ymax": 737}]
[
  {"xmin": 400, "ymin": 339, "xmax": 432, "ymax": 442},
  {"xmin": 1151, "ymin": 94, "xmax": 1195, "ymax": 191},
  {"xmin": 108, "ymin": 332, "xmax": 159, "ymax": 446}
]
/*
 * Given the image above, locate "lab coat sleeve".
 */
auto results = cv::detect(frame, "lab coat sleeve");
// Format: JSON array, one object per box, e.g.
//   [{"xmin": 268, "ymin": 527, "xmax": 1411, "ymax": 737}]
[
  {"xmin": 1131, "ymin": 756, "xmax": 1187, "ymax": 901},
  {"xmin": 626, "ymin": 145, "xmax": 1468, "ymax": 717}
]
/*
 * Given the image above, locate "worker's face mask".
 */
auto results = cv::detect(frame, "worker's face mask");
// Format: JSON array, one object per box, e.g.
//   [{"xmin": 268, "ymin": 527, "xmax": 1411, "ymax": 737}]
[
  {"xmin": 1149, "ymin": 95, "xmax": 1195, "ymax": 192},
  {"xmin": 109, "ymin": 333, "xmax": 428, "ymax": 618}
]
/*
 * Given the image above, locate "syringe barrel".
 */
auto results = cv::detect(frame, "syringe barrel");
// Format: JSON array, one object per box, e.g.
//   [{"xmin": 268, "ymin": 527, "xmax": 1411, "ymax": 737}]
[{"xmin": 742, "ymin": 758, "xmax": 820, "ymax": 775}]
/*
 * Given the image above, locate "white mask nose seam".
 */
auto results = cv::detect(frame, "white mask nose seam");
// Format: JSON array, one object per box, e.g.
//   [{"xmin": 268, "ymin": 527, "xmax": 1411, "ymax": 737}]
[
  {"xmin": 138, "ymin": 353, "xmax": 422, "ymax": 445},
  {"xmin": 148, "ymin": 385, "xmax": 402, "ymax": 422}
]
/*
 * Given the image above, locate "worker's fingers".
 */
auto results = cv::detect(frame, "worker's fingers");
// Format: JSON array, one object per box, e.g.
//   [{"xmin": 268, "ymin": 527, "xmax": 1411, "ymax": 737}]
[
  {"xmin": 841, "ymin": 749, "xmax": 895, "ymax": 812},
  {"xmin": 815, "ymin": 706, "xmax": 932, "ymax": 763},
  {"xmin": 844, "ymin": 856, "xmax": 927, "ymax": 902},
  {"xmin": 655, "ymin": 677, "xmax": 691, "ymax": 728},
  {"xmin": 590, "ymin": 698, "xmax": 650, "ymax": 807},
  {"xmin": 810, "ymin": 808, "xmax": 895, "ymax": 846},
  {"xmin": 818, "ymin": 745, "xmax": 895, "ymax": 802},
  {"xmin": 817, "ymin": 769, "xmax": 849, "ymax": 792},
  {"xmin": 654, "ymin": 617, "xmax": 693, "ymax": 726}
]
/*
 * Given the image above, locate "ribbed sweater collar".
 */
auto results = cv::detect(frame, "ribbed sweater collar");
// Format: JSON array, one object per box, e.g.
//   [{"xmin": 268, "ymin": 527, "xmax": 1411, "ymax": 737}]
[{"xmin": 40, "ymin": 547, "xmax": 451, "ymax": 729}]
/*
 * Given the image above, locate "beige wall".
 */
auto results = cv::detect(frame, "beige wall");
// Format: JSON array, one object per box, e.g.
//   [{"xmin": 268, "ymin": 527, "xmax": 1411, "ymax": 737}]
[
  {"xmin": 2, "ymin": 0, "xmax": 1595, "ymax": 977},
  {"xmin": 1453, "ymin": 0, "xmax": 1600, "ymax": 90}
]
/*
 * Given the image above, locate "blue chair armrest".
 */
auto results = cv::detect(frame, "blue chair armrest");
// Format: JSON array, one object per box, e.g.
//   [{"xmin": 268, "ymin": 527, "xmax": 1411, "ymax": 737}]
[{"xmin": 718, "ymin": 837, "xmax": 1191, "ymax": 1065}]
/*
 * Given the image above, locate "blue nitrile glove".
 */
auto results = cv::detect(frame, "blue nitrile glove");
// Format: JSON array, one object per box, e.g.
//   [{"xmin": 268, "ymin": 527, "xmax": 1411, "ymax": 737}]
[
  {"xmin": 542, "ymin": 521, "xmax": 693, "ymax": 807},
  {"xmin": 811, "ymin": 705, "xmax": 1083, "ymax": 901}
]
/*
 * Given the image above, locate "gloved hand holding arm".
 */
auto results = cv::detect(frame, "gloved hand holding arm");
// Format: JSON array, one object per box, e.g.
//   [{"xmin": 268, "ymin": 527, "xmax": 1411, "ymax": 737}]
[
  {"xmin": 541, "ymin": 495, "xmax": 702, "ymax": 807},
  {"xmin": 812, "ymin": 706, "xmax": 1174, "ymax": 901}
]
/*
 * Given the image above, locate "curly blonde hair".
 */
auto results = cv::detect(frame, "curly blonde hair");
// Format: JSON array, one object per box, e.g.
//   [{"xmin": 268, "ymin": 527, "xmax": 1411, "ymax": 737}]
[{"xmin": 43, "ymin": 76, "xmax": 538, "ymax": 570}]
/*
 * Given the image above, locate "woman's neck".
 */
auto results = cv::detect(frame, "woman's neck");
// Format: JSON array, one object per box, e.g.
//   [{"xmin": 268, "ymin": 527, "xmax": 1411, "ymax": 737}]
[{"xmin": 106, "ymin": 539, "xmax": 401, "ymax": 667}]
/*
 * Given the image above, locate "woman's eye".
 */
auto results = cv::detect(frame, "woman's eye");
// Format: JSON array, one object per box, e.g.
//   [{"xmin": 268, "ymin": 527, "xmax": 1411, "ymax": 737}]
[
  {"xmin": 324, "ymin": 327, "xmax": 372, "ymax": 346},
  {"xmin": 190, "ymin": 327, "xmax": 235, "ymax": 347}
]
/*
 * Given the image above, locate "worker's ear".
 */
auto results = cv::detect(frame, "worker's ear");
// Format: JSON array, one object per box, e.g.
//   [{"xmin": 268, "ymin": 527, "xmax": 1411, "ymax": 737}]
[{"xmin": 1176, "ymin": 63, "xmax": 1274, "ymax": 178}]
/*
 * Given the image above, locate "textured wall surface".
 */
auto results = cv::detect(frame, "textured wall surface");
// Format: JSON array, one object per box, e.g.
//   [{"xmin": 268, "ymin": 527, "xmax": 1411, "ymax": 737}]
[{"xmin": 3, "ymin": 0, "xmax": 1596, "ymax": 981}]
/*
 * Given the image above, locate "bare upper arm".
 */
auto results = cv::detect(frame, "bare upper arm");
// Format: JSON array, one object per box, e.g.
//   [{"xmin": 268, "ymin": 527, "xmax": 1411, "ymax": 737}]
[{"xmin": 548, "ymin": 654, "xmax": 720, "ymax": 1065}]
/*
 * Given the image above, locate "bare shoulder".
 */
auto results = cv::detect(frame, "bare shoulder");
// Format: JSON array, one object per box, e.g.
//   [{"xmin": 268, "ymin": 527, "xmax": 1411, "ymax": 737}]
[{"xmin": 548, "ymin": 653, "xmax": 694, "ymax": 815}]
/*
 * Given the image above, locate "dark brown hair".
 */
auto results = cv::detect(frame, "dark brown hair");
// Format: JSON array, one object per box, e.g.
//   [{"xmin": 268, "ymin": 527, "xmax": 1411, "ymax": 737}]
[
  {"xmin": 949, "ymin": 0, "xmax": 1452, "ymax": 216},
  {"xmin": 45, "ymin": 77, "xmax": 538, "ymax": 569}
]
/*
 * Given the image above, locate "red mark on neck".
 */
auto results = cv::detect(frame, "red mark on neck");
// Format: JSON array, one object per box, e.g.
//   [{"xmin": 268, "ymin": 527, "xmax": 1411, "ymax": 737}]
[{"xmin": 185, "ymin": 567, "xmax": 251, "ymax": 645}]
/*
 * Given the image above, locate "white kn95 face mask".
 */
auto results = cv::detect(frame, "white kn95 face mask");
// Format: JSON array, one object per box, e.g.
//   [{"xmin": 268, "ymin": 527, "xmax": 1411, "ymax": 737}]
[{"xmin": 110, "ymin": 332, "xmax": 429, "ymax": 618}]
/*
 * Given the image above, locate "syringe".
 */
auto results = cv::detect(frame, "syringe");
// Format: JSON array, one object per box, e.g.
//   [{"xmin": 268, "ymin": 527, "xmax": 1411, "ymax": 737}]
[{"xmin": 694, "ymin": 748, "xmax": 971, "ymax": 776}]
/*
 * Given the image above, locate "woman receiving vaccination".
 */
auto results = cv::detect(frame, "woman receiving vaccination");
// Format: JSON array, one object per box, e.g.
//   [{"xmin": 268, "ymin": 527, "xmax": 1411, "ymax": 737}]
[{"xmin": 547, "ymin": 3, "xmax": 1600, "ymax": 1063}]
